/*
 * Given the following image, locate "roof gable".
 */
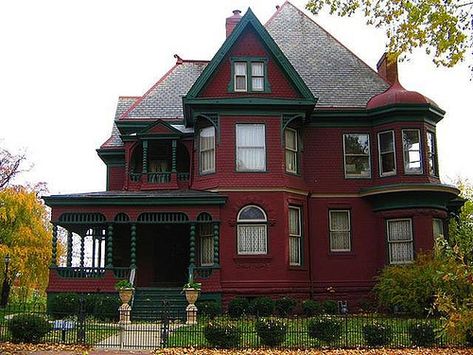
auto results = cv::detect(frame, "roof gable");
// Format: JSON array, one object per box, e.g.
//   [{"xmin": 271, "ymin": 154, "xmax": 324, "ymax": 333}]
[
  {"xmin": 138, "ymin": 119, "xmax": 183, "ymax": 137},
  {"xmin": 186, "ymin": 8, "xmax": 315, "ymax": 102}
]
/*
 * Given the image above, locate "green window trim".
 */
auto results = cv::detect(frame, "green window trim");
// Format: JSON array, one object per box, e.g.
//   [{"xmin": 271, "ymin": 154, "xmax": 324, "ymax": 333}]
[{"xmin": 228, "ymin": 57, "xmax": 271, "ymax": 93}]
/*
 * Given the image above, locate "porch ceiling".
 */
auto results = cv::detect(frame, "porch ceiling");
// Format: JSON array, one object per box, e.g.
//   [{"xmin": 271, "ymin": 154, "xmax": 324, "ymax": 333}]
[{"xmin": 43, "ymin": 189, "xmax": 227, "ymax": 207}]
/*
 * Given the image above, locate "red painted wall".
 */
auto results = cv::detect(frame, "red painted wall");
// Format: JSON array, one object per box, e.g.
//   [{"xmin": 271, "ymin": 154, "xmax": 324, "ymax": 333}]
[{"xmin": 108, "ymin": 166, "xmax": 125, "ymax": 190}]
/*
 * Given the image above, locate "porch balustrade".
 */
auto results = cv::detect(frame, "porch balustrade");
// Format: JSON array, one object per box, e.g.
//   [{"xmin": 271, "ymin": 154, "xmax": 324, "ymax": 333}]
[
  {"xmin": 128, "ymin": 171, "xmax": 190, "ymax": 184},
  {"xmin": 54, "ymin": 266, "xmax": 131, "ymax": 279}
]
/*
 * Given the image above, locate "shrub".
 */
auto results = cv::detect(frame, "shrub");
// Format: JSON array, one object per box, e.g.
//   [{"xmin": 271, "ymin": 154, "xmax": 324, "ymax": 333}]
[
  {"xmin": 228, "ymin": 297, "xmax": 249, "ymax": 318},
  {"xmin": 8, "ymin": 314, "xmax": 51, "ymax": 343},
  {"xmin": 302, "ymin": 300, "xmax": 323, "ymax": 316},
  {"xmin": 307, "ymin": 316, "xmax": 342, "ymax": 343},
  {"xmin": 363, "ymin": 322, "xmax": 393, "ymax": 346},
  {"xmin": 255, "ymin": 317, "xmax": 288, "ymax": 346},
  {"xmin": 203, "ymin": 320, "xmax": 241, "ymax": 348},
  {"xmin": 48, "ymin": 293, "xmax": 79, "ymax": 318},
  {"xmin": 92, "ymin": 295, "xmax": 120, "ymax": 321},
  {"xmin": 249, "ymin": 297, "xmax": 275, "ymax": 317},
  {"xmin": 48, "ymin": 293, "xmax": 120, "ymax": 321},
  {"xmin": 275, "ymin": 297, "xmax": 297, "ymax": 317},
  {"xmin": 197, "ymin": 300, "xmax": 221, "ymax": 319},
  {"xmin": 466, "ymin": 329, "xmax": 473, "ymax": 345},
  {"xmin": 322, "ymin": 300, "xmax": 339, "ymax": 314},
  {"xmin": 408, "ymin": 322, "xmax": 436, "ymax": 346}
]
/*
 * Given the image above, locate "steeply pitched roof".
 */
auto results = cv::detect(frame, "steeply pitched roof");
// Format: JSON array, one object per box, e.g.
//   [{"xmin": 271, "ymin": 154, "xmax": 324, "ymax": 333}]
[
  {"xmin": 101, "ymin": 96, "xmax": 138, "ymax": 148},
  {"xmin": 265, "ymin": 1, "xmax": 389, "ymax": 108}
]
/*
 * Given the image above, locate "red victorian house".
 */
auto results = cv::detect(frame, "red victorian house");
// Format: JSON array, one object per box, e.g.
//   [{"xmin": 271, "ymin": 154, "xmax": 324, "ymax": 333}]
[{"xmin": 44, "ymin": 2, "xmax": 460, "ymax": 312}]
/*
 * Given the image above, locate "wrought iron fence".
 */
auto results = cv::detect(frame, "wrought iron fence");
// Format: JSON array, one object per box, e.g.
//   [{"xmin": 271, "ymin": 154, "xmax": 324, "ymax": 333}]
[{"xmin": 0, "ymin": 301, "xmax": 470, "ymax": 350}]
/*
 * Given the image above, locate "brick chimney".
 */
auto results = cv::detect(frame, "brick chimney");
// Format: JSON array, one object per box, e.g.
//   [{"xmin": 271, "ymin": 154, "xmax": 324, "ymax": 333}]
[
  {"xmin": 226, "ymin": 10, "xmax": 242, "ymax": 37},
  {"xmin": 377, "ymin": 52, "xmax": 398, "ymax": 85}
]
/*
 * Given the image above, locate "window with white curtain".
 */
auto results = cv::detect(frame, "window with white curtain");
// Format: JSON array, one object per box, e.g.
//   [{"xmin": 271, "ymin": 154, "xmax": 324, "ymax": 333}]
[
  {"xmin": 251, "ymin": 62, "xmax": 264, "ymax": 91},
  {"xmin": 199, "ymin": 126, "xmax": 215, "ymax": 174},
  {"xmin": 236, "ymin": 124, "xmax": 266, "ymax": 171},
  {"xmin": 433, "ymin": 218, "xmax": 444, "ymax": 239},
  {"xmin": 289, "ymin": 206, "xmax": 302, "ymax": 265},
  {"xmin": 343, "ymin": 133, "xmax": 371, "ymax": 178},
  {"xmin": 329, "ymin": 210, "xmax": 351, "ymax": 252},
  {"xmin": 234, "ymin": 62, "xmax": 247, "ymax": 92},
  {"xmin": 387, "ymin": 219, "xmax": 414, "ymax": 264},
  {"xmin": 378, "ymin": 131, "xmax": 396, "ymax": 176},
  {"xmin": 402, "ymin": 129, "xmax": 422, "ymax": 174},
  {"xmin": 285, "ymin": 128, "xmax": 298, "ymax": 173},
  {"xmin": 200, "ymin": 223, "xmax": 214, "ymax": 266},
  {"xmin": 237, "ymin": 205, "xmax": 267, "ymax": 255}
]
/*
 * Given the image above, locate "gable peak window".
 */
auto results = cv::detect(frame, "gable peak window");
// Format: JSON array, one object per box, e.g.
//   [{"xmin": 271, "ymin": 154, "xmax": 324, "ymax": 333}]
[
  {"xmin": 237, "ymin": 205, "xmax": 267, "ymax": 255},
  {"xmin": 199, "ymin": 126, "xmax": 216, "ymax": 174},
  {"xmin": 285, "ymin": 128, "xmax": 298, "ymax": 174},
  {"xmin": 378, "ymin": 130, "xmax": 396, "ymax": 176},
  {"xmin": 230, "ymin": 58, "xmax": 269, "ymax": 93},
  {"xmin": 343, "ymin": 133, "xmax": 371, "ymax": 178},
  {"xmin": 402, "ymin": 129, "xmax": 422, "ymax": 174}
]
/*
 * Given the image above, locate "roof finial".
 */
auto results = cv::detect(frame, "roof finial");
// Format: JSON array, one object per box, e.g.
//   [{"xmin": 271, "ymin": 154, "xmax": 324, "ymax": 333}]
[
  {"xmin": 174, "ymin": 54, "xmax": 183, "ymax": 64},
  {"xmin": 276, "ymin": 5, "xmax": 280, "ymax": 10}
]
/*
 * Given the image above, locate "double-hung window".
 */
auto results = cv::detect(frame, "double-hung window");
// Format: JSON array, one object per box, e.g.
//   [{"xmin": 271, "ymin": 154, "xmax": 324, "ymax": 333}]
[
  {"xmin": 402, "ymin": 129, "xmax": 422, "ymax": 174},
  {"xmin": 387, "ymin": 219, "xmax": 414, "ymax": 264},
  {"xmin": 378, "ymin": 131, "xmax": 396, "ymax": 176},
  {"xmin": 343, "ymin": 133, "xmax": 371, "ymax": 178},
  {"xmin": 289, "ymin": 207, "xmax": 302, "ymax": 265},
  {"xmin": 237, "ymin": 205, "xmax": 267, "ymax": 255},
  {"xmin": 251, "ymin": 62, "xmax": 264, "ymax": 91},
  {"xmin": 433, "ymin": 218, "xmax": 444, "ymax": 239},
  {"xmin": 329, "ymin": 210, "xmax": 351, "ymax": 252},
  {"xmin": 427, "ymin": 131, "xmax": 439, "ymax": 176},
  {"xmin": 234, "ymin": 62, "xmax": 247, "ymax": 92},
  {"xmin": 199, "ymin": 223, "xmax": 214, "ymax": 266},
  {"xmin": 199, "ymin": 126, "xmax": 215, "ymax": 174},
  {"xmin": 236, "ymin": 124, "xmax": 266, "ymax": 171},
  {"xmin": 231, "ymin": 59, "xmax": 268, "ymax": 92},
  {"xmin": 285, "ymin": 128, "xmax": 298, "ymax": 174}
]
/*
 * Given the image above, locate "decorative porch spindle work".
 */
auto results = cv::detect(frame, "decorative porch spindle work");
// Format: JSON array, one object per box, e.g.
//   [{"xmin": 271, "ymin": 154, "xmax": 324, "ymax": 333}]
[
  {"xmin": 66, "ymin": 230, "xmax": 73, "ymax": 267},
  {"xmin": 80, "ymin": 234, "xmax": 85, "ymax": 267},
  {"xmin": 130, "ymin": 224, "xmax": 137, "ymax": 268},
  {"xmin": 213, "ymin": 223, "xmax": 219, "ymax": 265},
  {"xmin": 189, "ymin": 223, "xmax": 196, "ymax": 267},
  {"xmin": 171, "ymin": 139, "xmax": 177, "ymax": 172},
  {"xmin": 137, "ymin": 212, "xmax": 189, "ymax": 223},
  {"xmin": 106, "ymin": 224, "xmax": 113, "ymax": 268},
  {"xmin": 51, "ymin": 224, "xmax": 58, "ymax": 266},
  {"xmin": 142, "ymin": 140, "xmax": 148, "ymax": 174}
]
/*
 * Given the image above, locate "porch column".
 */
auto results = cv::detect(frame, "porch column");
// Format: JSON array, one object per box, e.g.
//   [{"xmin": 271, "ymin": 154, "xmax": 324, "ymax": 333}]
[
  {"xmin": 66, "ymin": 230, "xmax": 73, "ymax": 267},
  {"xmin": 142, "ymin": 140, "xmax": 148, "ymax": 175},
  {"xmin": 51, "ymin": 224, "xmax": 58, "ymax": 267},
  {"xmin": 80, "ymin": 234, "xmax": 85, "ymax": 267},
  {"xmin": 92, "ymin": 235, "xmax": 96, "ymax": 268},
  {"xmin": 130, "ymin": 223, "xmax": 137, "ymax": 269},
  {"xmin": 98, "ymin": 232, "xmax": 103, "ymax": 268},
  {"xmin": 189, "ymin": 223, "xmax": 196, "ymax": 267},
  {"xmin": 213, "ymin": 223, "xmax": 219, "ymax": 265},
  {"xmin": 106, "ymin": 224, "xmax": 113, "ymax": 268},
  {"xmin": 171, "ymin": 139, "xmax": 177, "ymax": 173}
]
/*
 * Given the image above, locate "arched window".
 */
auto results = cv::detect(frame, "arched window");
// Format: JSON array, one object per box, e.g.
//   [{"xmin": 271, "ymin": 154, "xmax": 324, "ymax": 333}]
[{"xmin": 237, "ymin": 205, "xmax": 267, "ymax": 255}]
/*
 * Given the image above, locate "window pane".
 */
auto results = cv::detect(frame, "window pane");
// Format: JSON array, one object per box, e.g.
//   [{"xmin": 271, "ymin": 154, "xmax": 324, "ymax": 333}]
[
  {"xmin": 427, "ymin": 132, "xmax": 438, "ymax": 176},
  {"xmin": 345, "ymin": 134, "xmax": 369, "ymax": 155},
  {"xmin": 381, "ymin": 152, "xmax": 395, "ymax": 174},
  {"xmin": 252, "ymin": 77, "xmax": 264, "ymax": 91},
  {"xmin": 433, "ymin": 218, "xmax": 444, "ymax": 239},
  {"xmin": 235, "ymin": 62, "xmax": 247, "ymax": 75},
  {"xmin": 200, "ymin": 126, "xmax": 215, "ymax": 173},
  {"xmin": 403, "ymin": 130, "xmax": 422, "ymax": 173},
  {"xmin": 289, "ymin": 236, "xmax": 301, "ymax": 265},
  {"xmin": 330, "ymin": 231, "xmax": 350, "ymax": 251},
  {"xmin": 379, "ymin": 132, "xmax": 394, "ymax": 152},
  {"xmin": 388, "ymin": 220, "xmax": 411, "ymax": 241},
  {"xmin": 344, "ymin": 134, "xmax": 370, "ymax": 177},
  {"xmin": 289, "ymin": 208, "xmax": 300, "ymax": 235},
  {"xmin": 251, "ymin": 62, "xmax": 264, "ymax": 76},
  {"xmin": 238, "ymin": 225, "xmax": 267, "ymax": 254},
  {"xmin": 285, "ymin": 129, "xmax": 297, "ymax": 150},
  {"xmin": 329, "ymin": 210, "xmax": 351, "ymax": 252},
  {"xmin": 345, "ymin": 156, "xmax": 370, "ymax": 176},
  {"xmin": 286, "ymin": 150, "xmax": 297, "ymax": 173},
  {"xmin": 236, "ymin": 124, "xmax": 266, "ymax": 171},
  {"xmin": 389, "ymin": 242, "xmax": 414, "ymax": 264},
  {"xmin": 330, "ymin": 211, "xmax": 349, "ymax": 231},
  {"xmin": 235, "ymin": 76, "xmax": 247, "ymax": 91},
  {"xmin": 387, "ymin": 219, "xmax": 413, "ymax": 264},
  {"xmin": 239, "ymin": 206, "xmax": 266, "ymax": 221}
]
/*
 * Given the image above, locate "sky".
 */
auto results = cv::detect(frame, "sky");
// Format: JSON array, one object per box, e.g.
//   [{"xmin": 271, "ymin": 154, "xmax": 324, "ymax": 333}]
[{"xmin": 1, "ymin": 0, "xmax": 472, "ymax": 195}]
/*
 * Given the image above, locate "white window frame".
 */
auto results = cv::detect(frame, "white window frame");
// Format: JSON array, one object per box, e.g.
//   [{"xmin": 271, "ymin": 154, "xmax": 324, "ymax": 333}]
[
  {"xmin": 199, "ymin": 222, "xmax": 214, "ymax": 266},
  {"xmin": 343, "ymin": 133, "xmax": 371, "ymax": 178},
  {"xmin": 427, "ymin": 131, "xmax": 439, "ymax": 176},
  {"xmin": 285, "ymin": 128, "xmax": 298, "ymax": 174},
  {"xmin": 234, "ymin": 62, "xmax": 247, "ymax": 92},
  {"xmin": 251, "ymin": 62, "xmax": 265, "ymax": 91},
  {"xmin": 378, "ymin": 130, "xmax": 397, "ymax": 176},
  {"xmin": 402, "ymin": 129, "xmax": 423, "ymax": 174},
  {"xmin": 235, "ymin": 124, "xmax": 266, "ymax": 172},
  {"xmin": 387, "ymin": 218, "xmax": 414, "ymax": 265},
  {"xmin": 199, "ymin": 126, "xmax": 216, "ymax": 174},
  {"xmin": 329, "ymin": 210, "xmax": 351, "ymax": 252},
  {"xmin": 289, "ymin": 206, "xmax": 302, "ymax": 266},
  {"xmin": 237, "ymin": 205, "xmax": 268, "ymax": 255}
]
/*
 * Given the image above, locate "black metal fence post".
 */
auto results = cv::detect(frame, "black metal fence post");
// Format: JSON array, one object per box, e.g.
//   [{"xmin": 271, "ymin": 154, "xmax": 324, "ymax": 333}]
[
  {"xmin": 76, "ymin": 296, "xmax": 86, "ymax": 344},
  {"xmin": 160, "ymin": 299, "xmax": 170, "ymax": 348}
]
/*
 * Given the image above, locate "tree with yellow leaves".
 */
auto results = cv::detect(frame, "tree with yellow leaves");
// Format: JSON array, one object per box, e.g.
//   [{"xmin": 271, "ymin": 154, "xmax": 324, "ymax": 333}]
[{"xmin": 0, "ymin": 186, "xmax": 52, "ymax": 304}]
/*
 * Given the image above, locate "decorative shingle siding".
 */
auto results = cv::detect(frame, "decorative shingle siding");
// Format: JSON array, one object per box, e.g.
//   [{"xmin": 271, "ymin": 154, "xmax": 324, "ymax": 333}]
[{"xmin": 108, "ymin": 166, "xmax": 125, "ymax": 191}]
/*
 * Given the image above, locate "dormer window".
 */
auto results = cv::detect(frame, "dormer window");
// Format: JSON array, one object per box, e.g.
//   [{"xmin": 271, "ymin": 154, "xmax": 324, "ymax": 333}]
[{"xmin": 230, "ymin": 58, "xmax": 270, "ymax": 93}]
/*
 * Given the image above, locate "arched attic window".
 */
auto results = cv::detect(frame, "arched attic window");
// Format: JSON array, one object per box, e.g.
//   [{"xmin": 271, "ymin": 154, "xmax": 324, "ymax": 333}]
[{"xmin": 237, "ymin": 205, "xmax": 267, "ymax": 255}]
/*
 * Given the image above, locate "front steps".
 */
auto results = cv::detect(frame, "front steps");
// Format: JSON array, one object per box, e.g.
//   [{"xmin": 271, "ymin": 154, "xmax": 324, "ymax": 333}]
[{"xmin": 131, "ymin": 287, "xmax": 187, "ymax": 321}]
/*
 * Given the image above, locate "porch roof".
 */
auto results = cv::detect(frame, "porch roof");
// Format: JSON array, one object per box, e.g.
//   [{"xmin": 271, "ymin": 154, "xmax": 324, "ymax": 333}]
[{"xmin": 43, "ymin": 189, "xmax": 227, "ymax": 207}]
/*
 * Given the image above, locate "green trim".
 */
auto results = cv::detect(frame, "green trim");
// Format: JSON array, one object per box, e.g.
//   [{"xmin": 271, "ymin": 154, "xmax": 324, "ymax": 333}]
[
  {"xmin": 360, "ymin": 183, "xmax": 459, "ymax": 197},
  {"xmin": 96, "ymin": 149, "xmax": 125, "ymax": 165},
  {"xmin": 228, "ymin": 57, "xmax": 271, "ymax": 93}
]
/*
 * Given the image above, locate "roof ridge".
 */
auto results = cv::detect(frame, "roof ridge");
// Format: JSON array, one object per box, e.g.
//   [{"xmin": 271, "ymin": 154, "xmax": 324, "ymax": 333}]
[
  {"xmin": 119, "ymin": 96, "xmax": 140, "ymax": 99},
  {"xmin": 268, "ymin": 1, "xmax": 389, "ymax": 85},
  {"xmin": 264, "ymin": 1, "xmax": 288, "ymax": 26}
]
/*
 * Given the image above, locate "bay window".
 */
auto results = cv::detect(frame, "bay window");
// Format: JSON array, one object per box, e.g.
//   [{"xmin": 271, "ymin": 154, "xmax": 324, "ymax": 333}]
[
  {"xmin": 199, "ymin": 126, "xmax": 215, "ymax": 174},
  {"xmin": 387, "ymin": 218, "xmax": 414, "ymax": 264},
  {"xmin": 378, "ymin": 131, "xmax": 396, "ymax": 176},
  {"xmin": 289, "ymin": 206, "xmax": 302, "ymax": 265},
  {"xmin": 343, "ymin": 133, "xmax": 371, "ymax": 178},
  {"xmin": 329, "ymin": 210, "xmax": 351, "ymax": 252},
  {"xmin": 237, "ymin": 205, "xmax": 267, "ymax": 255},
  {"xmin": 285, "ymin": 128, "xmax": 298, "ymax": 174},
  {"xmin": 402, "ymin": 129, "xmax": 422, "ymax": 174},
  {"xmin": 236, "ymin": 124, "xmax": 266, "ymax": 171}
]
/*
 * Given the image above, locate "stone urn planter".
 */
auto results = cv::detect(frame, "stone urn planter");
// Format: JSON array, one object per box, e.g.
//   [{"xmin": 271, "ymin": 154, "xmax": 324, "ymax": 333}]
[
  {"xmin": 118, "ymin": 288, "xmax": 133, "ymax": 304},
  {"xmin": 183, "ymin": 288, "xmax": 200, "ymax": 304},
  {"xmin": 183, "ymin": 281, "xmax": 201, "ymax": 325},
  {"xmin": 115, "ymin": 280, "xmax": 134, "ymax": 325}
]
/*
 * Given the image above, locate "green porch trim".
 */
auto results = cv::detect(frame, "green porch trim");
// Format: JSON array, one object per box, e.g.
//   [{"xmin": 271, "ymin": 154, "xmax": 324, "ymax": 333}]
[
  {"xmin": 96, "ymin": 148, "xmax": 125, "ymax": 165},
  {"xmin": 51, "ymin": 224, "xmax": 58, "ymax": 267},
  {"xmin": 106, "ymin": 224, "xmax": 113, "ymax": 268},
  {"xmin": 130, "ymin": 224, "xmax": 137, "ymax": 268}
]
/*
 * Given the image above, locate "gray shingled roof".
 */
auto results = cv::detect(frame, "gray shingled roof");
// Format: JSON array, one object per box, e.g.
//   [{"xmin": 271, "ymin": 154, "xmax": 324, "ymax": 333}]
[
  {"xmin": 122, "ymin": 61, "xmax": 208, "ymax": 120},
  {"xmin": 101, "ymin": 97, "xmax": 138, "ymax": 148},
  {"xmin": 265, "ymin": 2, "xmax": 389, "ymax": 107}
]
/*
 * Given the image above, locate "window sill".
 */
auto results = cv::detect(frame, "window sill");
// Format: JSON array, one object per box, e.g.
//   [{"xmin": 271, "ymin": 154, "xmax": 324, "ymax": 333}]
[
  {"xmin": 233, "ymin": 255, "xmax": 273, "ymax": 263},
  {"xmin": 288, "ymin": 265, "xmax": 307, "ymax": 271},
  {"xmin": 327, "ymin": 252, "xmax": 356, "ymax": 258}
]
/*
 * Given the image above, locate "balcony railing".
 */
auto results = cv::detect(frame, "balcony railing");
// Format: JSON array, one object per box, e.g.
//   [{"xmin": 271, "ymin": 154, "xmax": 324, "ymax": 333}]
[
  {"xmin": 128, "ymin": 172, "xmax": 190, "ymax": 184},
  {"xmin": 147, "ymin": 172, "xmax": 171, "ymax": 183},
  {"xmin": 177, "ymin": 172, "xmax": 190, "ymax": 182},
  {"xmin": 54, "ymin": 267, "xmax": 131, "ymax": 279}
]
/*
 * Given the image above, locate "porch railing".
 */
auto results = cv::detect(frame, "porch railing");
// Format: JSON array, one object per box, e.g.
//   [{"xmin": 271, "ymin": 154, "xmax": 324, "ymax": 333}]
[
  {"xmin": 129, "ymin": 172, "xmax": 189, "ymax": 184},
  {"xmin": 54, "ymin": 267, "xmax": 131, "ymax": 279},
  {"xmin": 177, "ymin": 172, "xmax": 190, "ymax": 181},
  {"xmin": 147, "ymin": 172, "xmax": 171, "ymax": 183}
]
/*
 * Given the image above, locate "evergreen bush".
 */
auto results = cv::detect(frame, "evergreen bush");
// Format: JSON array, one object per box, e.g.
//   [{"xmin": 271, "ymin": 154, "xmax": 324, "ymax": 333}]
[
  {"xmin": 302, "ymin": 299, "xmax": 323, "ymax": 316},
  {"xmin": 228, "ymin": 297, "xmax": 249, "ymax": 318},
  {"xmin": 275, "ymin": 297, "xmax": 297, "ymax": 317},
  {"xmin": 249, "ymin": 297, "xmax": 275, "ymax": 317},
  {"xmin": 203, "ymin": 320, "xmax": 241, "ymax": 348},
  {"xmin": 255, "ymin": 317, "xmax": 288, "ymax": 346},
  {"xmin": 322, "ymin": 300, "xmax": 339, "ymax": 314},
  {"xmin": 362, "ymin": 322, "xmax": 393, "ymax": 346},
  {"xmin": 307, "ymin": 316, "xmax": 342, "ymax": 343},
  {"xmin": 48, "ymin": 293, "xmax": 79, "ymax": 318},
  {"xmin": 408, "ymin": 322, "xmax": 436, "ymax": 346},
  {"xmin": 8, "ymin": 314, "xmax": 51, "ymax": 343},
  {"xmin": 197, "ymin": 300, "xmax": 221, "ymax": 319}
]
